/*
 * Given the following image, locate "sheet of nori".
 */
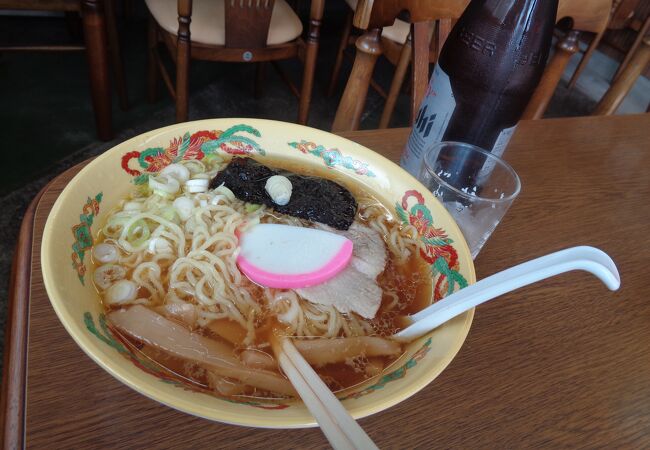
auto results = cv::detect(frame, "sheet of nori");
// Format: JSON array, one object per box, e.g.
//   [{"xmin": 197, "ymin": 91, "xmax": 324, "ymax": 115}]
[{"xmin": 209, "ymin": 158, "xmax": 357, "ymax": 230}]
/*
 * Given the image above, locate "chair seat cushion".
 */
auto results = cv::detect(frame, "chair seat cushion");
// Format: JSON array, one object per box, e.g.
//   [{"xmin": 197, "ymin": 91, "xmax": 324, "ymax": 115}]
[
  {"xmin": 344, "ymin": 0, "xmax": 410, "ymax": 44},
  {"xmin": 146, "ymin": 0, "xmax": 303, "ymax": 46}
]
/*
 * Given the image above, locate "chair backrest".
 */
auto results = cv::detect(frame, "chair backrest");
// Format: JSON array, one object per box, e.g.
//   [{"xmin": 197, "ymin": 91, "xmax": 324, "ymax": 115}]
[
  {"xmin": 608, "ymin": 0, "xmax": 640, "ymax": 29},
  {"xmin": 355, "ymin": 0, "xmax": 611, "ymax": 34},
  {"xmin": 557, "ymin": 0, "xmax": 612, "ymax": 34},
  {"xmin": 353, "ymin": 0, "xmax": 612, "ymax": 124},
  {"xmin": 224, "ymin": 0, "xmax": 276, "ymax": 48}
]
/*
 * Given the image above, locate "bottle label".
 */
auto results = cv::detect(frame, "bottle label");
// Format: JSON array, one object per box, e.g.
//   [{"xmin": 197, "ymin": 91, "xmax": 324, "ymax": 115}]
[
  {"xmin": 400, "ymin": 64, "xmax": 456, "ymax": 176},
  {"xmin": 492, "ymin": 125, "xmax": 516, "ymax": 157},
  {"xmin": 401, "ymin": 65, "xmax": 519, "ymax": 175}
]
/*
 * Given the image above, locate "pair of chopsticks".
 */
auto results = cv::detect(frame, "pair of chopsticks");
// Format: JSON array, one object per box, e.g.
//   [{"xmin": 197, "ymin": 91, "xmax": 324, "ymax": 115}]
[{"xmin": 273, "ymin": 338, "xmax": 379, "ymax": 450}]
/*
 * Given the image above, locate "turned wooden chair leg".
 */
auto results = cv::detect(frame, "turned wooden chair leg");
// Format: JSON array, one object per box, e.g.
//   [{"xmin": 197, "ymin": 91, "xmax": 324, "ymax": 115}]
[
  {"xmin": 298, "ymin": 0, "xmax": 324, "ymax": 125},
  {"xmin": 594, "ymin": 36, "xmax": 650, "ymax": 115},
  {"xmin": 409, "ymin": 21, "xmax": 433, "ymax": 125},
  {"xmin": 104, "ymin": 0, "xmax": 128, "ymax": 111},
  {"xmin": 379, "ymin": 33, "xmax": 411, "ymax": 129},
  {"xmin": 81, "ymin": 0, "xmax": 113, "ymax": 141},
  {"xmin": 567, "ymin": 28, "xmax": 605, "ymax": 89},
  {"xmin": 327, "ymin": 10, "xmax": 353, "ymax": 97},
  {"xmin": 437, "ymin": 19, "xmax": 453, "ymax": 53},
  {"xmin": 332, "ymin": 28, "xmax": 383, "ymax": 132},
  {"xmin": 431, "ymin": 18, "xmax": 453, "ymax": 63},
  {"xmin": 147, "ymin": 14, "xmax": 159, "ymax": 103},
  {"xmin": 175, "ymin": 0, "xmax": 192, "ymax": 123},
  {"xmin": 522, "ymin": 30, "xmax": 580, "ymax": 120},
  {"xmin": 613, "ymin": 15, "xmax": 650, "ymax": 82}
]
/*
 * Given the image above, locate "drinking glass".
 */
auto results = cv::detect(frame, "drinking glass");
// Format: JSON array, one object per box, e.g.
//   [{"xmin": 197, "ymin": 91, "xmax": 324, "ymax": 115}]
[{"xmin": 416, "ymin": 141, "xmax": 521, "ymax": 259}]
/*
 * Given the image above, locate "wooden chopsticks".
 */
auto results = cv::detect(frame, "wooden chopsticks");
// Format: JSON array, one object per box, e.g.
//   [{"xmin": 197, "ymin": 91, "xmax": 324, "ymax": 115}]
[{"xmin": 272, "ymin": 338, "xmax": 379, "ymax": 450}]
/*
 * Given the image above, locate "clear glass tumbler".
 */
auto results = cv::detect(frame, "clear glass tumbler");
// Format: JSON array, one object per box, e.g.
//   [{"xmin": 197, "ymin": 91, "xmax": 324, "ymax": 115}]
[{"xmin": 416, "ymin": 141, "xmax": 521, "ymax": 259}]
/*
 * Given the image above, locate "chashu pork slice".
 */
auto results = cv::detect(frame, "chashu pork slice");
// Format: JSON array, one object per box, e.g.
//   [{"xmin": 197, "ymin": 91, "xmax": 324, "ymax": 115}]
[
  {"xmin": 343, "ymin": 222, "xmax": 387, "ymax": 280},
  {"xmin": 296, "ymin": 266, "xmax": 382, "ymax": 319},
  {"xmin": 317, "ymin": 221, "xmax": 388, "ymax": 280}
]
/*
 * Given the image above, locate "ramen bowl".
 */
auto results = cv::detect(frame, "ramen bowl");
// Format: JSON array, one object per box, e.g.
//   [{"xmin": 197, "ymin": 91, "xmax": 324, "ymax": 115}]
[{"xmin": 41, "ymin": 119, "xmax": 475, "ymax": 428}]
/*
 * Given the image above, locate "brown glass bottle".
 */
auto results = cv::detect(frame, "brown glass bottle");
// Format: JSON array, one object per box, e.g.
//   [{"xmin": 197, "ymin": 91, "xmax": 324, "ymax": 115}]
[{"xmin": 400, "ymin": 0, "xmax": 558, "ymax": 179}]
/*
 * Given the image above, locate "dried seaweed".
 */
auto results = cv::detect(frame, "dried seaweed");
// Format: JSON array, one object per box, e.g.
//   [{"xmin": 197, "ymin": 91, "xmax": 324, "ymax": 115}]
[{"xmin": 210, "ymin": 158, "xmax": 357, "ymax": 230}]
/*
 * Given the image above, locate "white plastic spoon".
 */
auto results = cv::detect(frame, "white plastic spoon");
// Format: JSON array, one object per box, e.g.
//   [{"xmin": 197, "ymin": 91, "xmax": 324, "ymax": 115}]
[{"xmin": 392, "ymin": 246, "xmax": 620, "ymax": 342}]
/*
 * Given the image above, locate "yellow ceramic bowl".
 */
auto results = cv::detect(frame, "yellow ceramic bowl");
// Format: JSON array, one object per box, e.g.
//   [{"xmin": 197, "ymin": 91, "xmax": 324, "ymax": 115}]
[{"xmin": 41, "ymin": 119, "xmax": 475, "ymax": 428}]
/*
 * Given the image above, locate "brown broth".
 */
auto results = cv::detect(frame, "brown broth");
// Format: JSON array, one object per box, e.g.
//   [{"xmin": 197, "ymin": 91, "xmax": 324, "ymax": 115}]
[{"xmin": 95, "ymin": 158, "xmax": 435, "ymax": 401}]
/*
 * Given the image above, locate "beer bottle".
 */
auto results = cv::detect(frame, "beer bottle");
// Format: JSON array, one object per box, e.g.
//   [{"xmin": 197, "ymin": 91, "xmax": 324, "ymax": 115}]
[{"xmin": 400, "ymin": 0, "xmax": 559, "ymax": 177}]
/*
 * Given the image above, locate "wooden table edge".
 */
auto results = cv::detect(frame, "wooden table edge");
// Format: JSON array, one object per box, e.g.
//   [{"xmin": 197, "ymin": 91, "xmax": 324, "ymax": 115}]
[
  {"xmin": 0, "ymin": 159, "xmax": 95, "ymax": 450},
  {"xmin": 1, "ymin": 185, "xmax": 47, "ymax": 450}
]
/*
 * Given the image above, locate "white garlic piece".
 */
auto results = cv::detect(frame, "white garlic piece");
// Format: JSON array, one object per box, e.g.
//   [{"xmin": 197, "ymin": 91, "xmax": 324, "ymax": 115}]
[
  {"xmin": 149, "ymin": 174, "xmax": 180, "ymax": 195},
  {"xmin": 173, "ymin": 196, "xmax": 194, "ymax": 221},
  {"xmin": 105, "ymin": 279, "xmax": 138, "ymax": 305},
  {"xmin": 93, "ymin": 264, "xmax": 126, "ymax": 290},
  {"xmin": 92, "ymin": 243, "xmax": 119, "ymax": 264},
  {"xmin": 265, "ymin": 175, "xmax": 292, "ymax": 206},
  {"xmin": 147, "ymin": 237, "xmax": 173, "ymax": 254},
  {"xmin": 184, "ymin": 178, "xmax": 209, "ymax": 193},
  {"xmin": 161, "ymin": 163, "xmax": 190, "ymax": 183},
  {"xmin": 123, "ymin": 201, "xmax": 144, "ymax": 211}
]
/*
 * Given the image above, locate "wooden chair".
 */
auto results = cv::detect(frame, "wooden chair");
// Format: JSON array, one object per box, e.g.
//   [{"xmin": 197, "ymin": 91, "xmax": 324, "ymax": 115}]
[
  {"xmin": 327, "ymin": 0, "xmax": 453, "ymax": 129},
  {"xmin": 594, "ymin": 35, "xmax": 650, "ymax": 114},
  {"xmin": 0, "ymin": 0, "xmax": 128, "ymax": 141},
  {"xmin": 327, "ymin": 0, "xmax": 411, "ymax": 97},
  {"xmin": 332, "ymin": 0, "xmax": 612, "ymax": 132},
  {"xmin": 568, "ymin": 0, "xmax": 649, "ymax": 88},
  {"xmin": 146, "ymin": 0, "xmax": 324, "ymax": 124}
]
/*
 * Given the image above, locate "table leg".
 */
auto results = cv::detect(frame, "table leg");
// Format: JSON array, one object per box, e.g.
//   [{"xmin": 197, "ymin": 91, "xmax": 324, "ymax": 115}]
[
  {"xmin": 81, "ymin": 0, "xmax": 113, "ymax": 141},
  {"xmin": 332, "ymin": 28, "xmax": 383, "ymax": 132}
]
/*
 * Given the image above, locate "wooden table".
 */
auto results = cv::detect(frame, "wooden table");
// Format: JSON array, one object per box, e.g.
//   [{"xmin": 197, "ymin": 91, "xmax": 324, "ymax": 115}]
[{"xmin": 2, "ymin": 114, "xmax": 650, "ymax": 449}]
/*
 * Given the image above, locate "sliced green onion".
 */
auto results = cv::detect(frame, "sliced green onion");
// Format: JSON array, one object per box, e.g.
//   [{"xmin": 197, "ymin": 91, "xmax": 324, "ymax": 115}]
[
  {"xmin": 92, "ymin": 243, "xmax": 119, "ymax": 264},
  {"xmin": 105, "ymin": 279, "xmax": 138, "ymax": 305},
  {"xmin": 245, "ymin": 203, "xmax": 261, "ymax": 213},
  {"xmin": 173, "ymin": 197, "xmax": 194, "ymax": 221},
  {"xmin": 160, "ymin": 206, "xmax": 180, "ymax": 224},
  {"xmin": 148, "ymin": 237, "xmax": 173, "ymax": 254},
  {"xmin": 161, "ymin": 163, "xmax": 190, "ymax": 183},
  {"xmin": 180, "ymin": 159, "xmax": 206, "ymax": 175},
  {"xmin": 213, "ymin": 183, "xmax": 236, "ymax": 201},
  {"xmin": 102, "ymin": 212, "xmax": 137, "ymax": 238},
  {"xmin": 203, "ymin": 153, "xmax": 224, "ymax": 168},
  {"xmin": 149, "ymin": 174, "xmax": 180, "ymax": 195},
  {"xmin": 93, "ymin": 264, "xmax": 126, "ymax": 290},
  {"xmin": 126, "ymin": 219, "xmax": 150, "ymax": 248},
  {"xmin": 123, "ymin": 201, "xmax": 145, "ymax": 211},
  {"xmin": 185, "ymin": 178, "xmax": 209, "ymax": 193},
  {"xmin": 152, "ymin": 190, "xmax": 175, "ymax": 200}
]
